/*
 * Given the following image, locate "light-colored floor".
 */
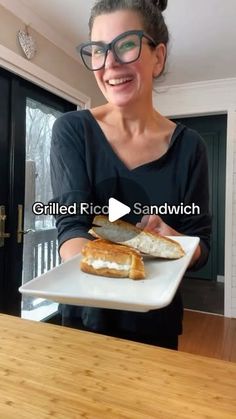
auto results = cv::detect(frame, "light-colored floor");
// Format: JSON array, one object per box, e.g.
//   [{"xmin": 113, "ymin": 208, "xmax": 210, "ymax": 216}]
[{"xmin": 179, "ymin": 310, "xmax": 236, "ymax": 362}]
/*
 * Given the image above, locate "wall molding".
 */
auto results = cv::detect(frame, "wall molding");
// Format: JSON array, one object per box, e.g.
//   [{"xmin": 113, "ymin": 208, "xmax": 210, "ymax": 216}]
[
  {"xmin": 155, "ymin": 78, "xmax": 236, "ymax": 117},
  {"xmin": 0, "ymin": 44, "xmax": 91, "ymax": 108},
  {"xmin": 157, "ymin": 77, "xmax": 236, "ymax": 92},
  {"xmin": 155, "ymin": 78, "xmax": 236, "ymax": 318},
  {"xmin": 0, "ymin": 0, "xmax": 81, "ymax": 64}
]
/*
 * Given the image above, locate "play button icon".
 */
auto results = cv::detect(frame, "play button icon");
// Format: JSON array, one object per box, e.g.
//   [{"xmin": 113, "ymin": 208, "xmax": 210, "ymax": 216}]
[{"xmin": 108, "ymin": 197, "xmax": 131, "ymax": 222}]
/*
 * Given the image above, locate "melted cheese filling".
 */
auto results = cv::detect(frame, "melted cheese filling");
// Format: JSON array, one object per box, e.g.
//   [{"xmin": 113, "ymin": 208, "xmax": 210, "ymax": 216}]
[{"xmin": 87, "ymin": 258, "xmax": 130, "ymax": 271}]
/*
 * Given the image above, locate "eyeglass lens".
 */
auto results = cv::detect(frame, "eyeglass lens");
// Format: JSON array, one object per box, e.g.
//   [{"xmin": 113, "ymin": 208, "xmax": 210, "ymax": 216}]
[{"xmin": 82, "ymin": 33, "xmax": 142, "ymax": 70}]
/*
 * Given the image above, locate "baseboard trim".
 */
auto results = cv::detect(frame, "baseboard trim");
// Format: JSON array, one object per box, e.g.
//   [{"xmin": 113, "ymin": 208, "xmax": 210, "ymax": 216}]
[{"xmin": 184, "ymin": 308, "xmax": 224, "ymax": 317}]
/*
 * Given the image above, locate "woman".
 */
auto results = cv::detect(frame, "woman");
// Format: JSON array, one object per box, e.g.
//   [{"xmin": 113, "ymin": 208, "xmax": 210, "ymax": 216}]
[{"xmin": 50, "ymin": 0, "xmax": 211, "ymax": 350}]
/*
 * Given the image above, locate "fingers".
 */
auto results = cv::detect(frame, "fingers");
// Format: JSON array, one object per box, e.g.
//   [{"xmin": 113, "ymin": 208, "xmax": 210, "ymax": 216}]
[
  {"xmin": 145, "ymin": 215, "xmax": 162, "ymax": 231},
  {"xmin": 136, "ymin": 215, "xmax": 179, "ymax": 237},
  {"xmin": 136, "ymin": 215, "xmax": 162, "ymax": 231},
  {"xmin": 136, "ymin": 214, "xmax": 150, "ymax": 229}
]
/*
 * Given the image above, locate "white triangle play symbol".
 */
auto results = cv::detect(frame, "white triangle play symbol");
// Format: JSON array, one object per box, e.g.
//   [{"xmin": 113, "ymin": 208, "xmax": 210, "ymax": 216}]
[{"xmin": 108, "ymin": 198, "xmax": 131, "ymax": 222}]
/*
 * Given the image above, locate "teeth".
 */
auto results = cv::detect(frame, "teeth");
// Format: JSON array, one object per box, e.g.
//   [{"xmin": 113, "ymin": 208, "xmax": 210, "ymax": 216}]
[{"xmin": 108, "ymin": 78, "xmax": 132, "ymax": 85}]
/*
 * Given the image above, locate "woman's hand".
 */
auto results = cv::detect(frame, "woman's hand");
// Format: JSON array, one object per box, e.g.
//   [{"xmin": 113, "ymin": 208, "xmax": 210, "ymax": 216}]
[
  {"xmin": 136, "ymin": 214, "xmax": 179, "ymax": 236},
  {"xmin": 60, "ymin": 237, "xmax": 89, "ymax": 262},
  {"xmin": 136, "ymin": 214, "xmax": 201, "ymax": 268}
]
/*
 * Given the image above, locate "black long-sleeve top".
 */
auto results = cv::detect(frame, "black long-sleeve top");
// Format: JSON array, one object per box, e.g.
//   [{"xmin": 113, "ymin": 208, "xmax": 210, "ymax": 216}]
[{"xmin": 50, "ymin": 109, "xmax": 211, "ymax": 337}]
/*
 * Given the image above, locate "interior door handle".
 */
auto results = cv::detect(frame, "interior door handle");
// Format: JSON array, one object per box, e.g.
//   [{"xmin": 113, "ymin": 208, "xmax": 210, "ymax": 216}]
[
  {"xmin": 17, "ymin": 205, "xmax": 35, "ymax": 243},
  {"xmin": 17, "ymin": 204, "xmax": 35, "ymax": 244},
  {"xmin": 20, "ymin": 229, "xmax": 35, "ymax": 234},
  {"xmin": 0, "ymin": 206, "xmax": 11, "ymax": 248}
]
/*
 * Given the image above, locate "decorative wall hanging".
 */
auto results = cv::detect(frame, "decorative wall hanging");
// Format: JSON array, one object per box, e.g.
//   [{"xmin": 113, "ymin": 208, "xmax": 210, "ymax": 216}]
[{"xmin": 17, "ymin": 25, "xmax": 37, "ymax": 60}]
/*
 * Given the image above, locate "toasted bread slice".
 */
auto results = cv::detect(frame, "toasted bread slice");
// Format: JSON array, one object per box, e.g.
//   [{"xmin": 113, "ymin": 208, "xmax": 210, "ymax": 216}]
[
  {"xmin": 89, "ymin": 215, "xmax": 185, "ymax": 259},
  {"xmin": 80, "ymin": 239, "xmax": 145, "ymax": 279}
]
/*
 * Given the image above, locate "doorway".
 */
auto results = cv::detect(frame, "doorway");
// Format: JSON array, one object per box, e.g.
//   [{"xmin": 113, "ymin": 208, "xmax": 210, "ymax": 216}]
[
  {"xmin": 172, "ymin": 114, "xmax": 227, "ymax": 314},
  {"xmin": 0, "ymin": 67, "xmax": 76, "ymax": 319}
]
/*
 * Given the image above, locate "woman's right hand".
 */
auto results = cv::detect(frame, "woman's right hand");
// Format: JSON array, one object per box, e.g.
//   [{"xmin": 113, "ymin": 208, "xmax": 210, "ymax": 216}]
[{"xmin": 60, "ymin": 237, "xmax": 89, "ymax": 262}]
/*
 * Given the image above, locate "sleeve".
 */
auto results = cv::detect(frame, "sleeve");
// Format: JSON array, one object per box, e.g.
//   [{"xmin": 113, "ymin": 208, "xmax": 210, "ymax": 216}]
[
  {"xmin": 50, "ymin": 113, "xmax": 93, "ymax": 249},
  {"xmin": 178, "ymin": 136, "xmax": 212, "ymax": 271}
]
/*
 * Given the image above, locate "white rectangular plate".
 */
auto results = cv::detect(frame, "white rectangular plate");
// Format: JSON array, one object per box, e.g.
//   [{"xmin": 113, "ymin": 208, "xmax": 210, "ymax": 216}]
[{"xmin": 19, "ymin": 236, "xmax": 199, "ymax": 312}]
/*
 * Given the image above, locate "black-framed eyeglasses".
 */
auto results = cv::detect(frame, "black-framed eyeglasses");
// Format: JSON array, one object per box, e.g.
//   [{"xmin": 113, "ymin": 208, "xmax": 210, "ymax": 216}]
[{"xmin": 77, "ymin": 30, "xmax": 157, "ymax": 71}]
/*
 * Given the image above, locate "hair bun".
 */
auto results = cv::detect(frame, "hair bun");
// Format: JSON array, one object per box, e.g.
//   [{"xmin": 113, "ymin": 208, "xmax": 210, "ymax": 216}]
[{"xmin": 152, "ymin": 0, "xmax": 168, "ymax": 12}]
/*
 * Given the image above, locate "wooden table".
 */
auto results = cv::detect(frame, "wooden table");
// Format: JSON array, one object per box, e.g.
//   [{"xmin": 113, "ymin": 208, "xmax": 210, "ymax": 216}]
[{"xmin": 0, "ymin": 314, "xmax": 235, "ymax": 418}]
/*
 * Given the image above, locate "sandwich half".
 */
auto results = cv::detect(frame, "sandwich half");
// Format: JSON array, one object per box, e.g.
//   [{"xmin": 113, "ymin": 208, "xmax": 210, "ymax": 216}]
[
  {"xmin": 80, "ymin": 239, "xmax": 145, "ymax": 279},
  {"xmin": 89, "ymin": 215, "xmax": 185, "ymax": 259}
]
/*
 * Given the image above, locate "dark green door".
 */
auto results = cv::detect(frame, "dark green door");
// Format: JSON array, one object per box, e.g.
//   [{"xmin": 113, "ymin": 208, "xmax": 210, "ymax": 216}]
[{"xmin": 173, "ymin": 115, "xmax": 227, "ymax": 281}]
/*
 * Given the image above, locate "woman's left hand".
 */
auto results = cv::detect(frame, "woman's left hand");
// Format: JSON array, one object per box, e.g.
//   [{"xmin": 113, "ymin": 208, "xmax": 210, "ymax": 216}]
[
  {"xmin": 136, "ymin": 214, "xmax": 179, "ymax": 236},
  {"xmin": 136, "ymin": 214, "xmax": 201, "ymax": 268}
]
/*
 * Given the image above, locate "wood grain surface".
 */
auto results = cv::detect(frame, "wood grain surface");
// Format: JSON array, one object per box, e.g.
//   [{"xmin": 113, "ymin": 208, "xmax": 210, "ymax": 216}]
[
  {"xmin": 0, "ymin": 314, "xmax": 236, "ymax": 419},
  {"xmin": 179, "ymin": 310, "xmax": 236, "ymax": 362}
]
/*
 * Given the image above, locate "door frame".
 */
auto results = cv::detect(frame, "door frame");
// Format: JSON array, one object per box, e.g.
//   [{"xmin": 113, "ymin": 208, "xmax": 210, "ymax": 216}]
[
  {"xmin": 0, "ymin": 68, "xmax": 77, "ymax": 315},
  {"xmin": 0, "ymin": 44, "xmax": 91, "ymax": 109},
  {"xmin": 155, "ymin": 78, "xmax": 236, "ymax": 318}
]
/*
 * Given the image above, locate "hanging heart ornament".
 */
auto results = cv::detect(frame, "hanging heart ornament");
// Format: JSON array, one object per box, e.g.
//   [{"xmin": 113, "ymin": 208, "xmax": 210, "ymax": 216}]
[{"xmin": 17, "ymin": 29, "xmax": 37, "ymax": 60}]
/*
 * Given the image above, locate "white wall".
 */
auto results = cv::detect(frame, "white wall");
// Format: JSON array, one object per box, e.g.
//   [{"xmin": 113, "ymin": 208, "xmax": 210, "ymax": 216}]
[
  {"xmin": 0, "ymin": 4, "xmax": 105, "ymax": 107},
  {"xmin": 154, "ymin": 79, "xmax": 236, "ymax": 318}
]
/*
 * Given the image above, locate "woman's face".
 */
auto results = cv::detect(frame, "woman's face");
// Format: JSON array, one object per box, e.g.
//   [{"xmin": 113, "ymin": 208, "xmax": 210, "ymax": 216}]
[{"xmin": 90, "ymin": 10, "xmax": 165, "ymax": 108}]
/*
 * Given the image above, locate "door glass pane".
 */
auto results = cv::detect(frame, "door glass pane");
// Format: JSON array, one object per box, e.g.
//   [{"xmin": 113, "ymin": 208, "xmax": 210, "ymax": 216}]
[{"xmin": 21, "ymin": 98, "xmax": 62, "ymax": 320}]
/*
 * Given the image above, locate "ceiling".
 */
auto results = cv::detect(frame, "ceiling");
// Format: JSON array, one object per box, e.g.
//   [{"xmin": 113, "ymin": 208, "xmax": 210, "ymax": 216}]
[{"xmin": 13, "ymin": 0, "xmax": 236, "ymax": 86}]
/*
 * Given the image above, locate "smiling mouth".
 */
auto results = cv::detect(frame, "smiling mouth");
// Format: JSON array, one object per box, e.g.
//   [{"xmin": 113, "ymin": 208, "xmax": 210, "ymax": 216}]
[{"xmin": 107, "ymin": 77, "xmax": 133, "ymax": 86}]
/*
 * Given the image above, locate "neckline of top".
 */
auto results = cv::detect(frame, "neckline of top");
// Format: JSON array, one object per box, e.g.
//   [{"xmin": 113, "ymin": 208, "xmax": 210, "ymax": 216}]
[{"xmin": 83, "ymin": 109, "xmax": 185, "ymax": 172}]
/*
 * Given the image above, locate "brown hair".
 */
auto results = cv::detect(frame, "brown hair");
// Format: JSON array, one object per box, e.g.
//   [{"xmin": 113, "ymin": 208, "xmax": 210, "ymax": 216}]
[{"xmin": 89, "ymin": 0, "xmax": 169, "ymax": 48}]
